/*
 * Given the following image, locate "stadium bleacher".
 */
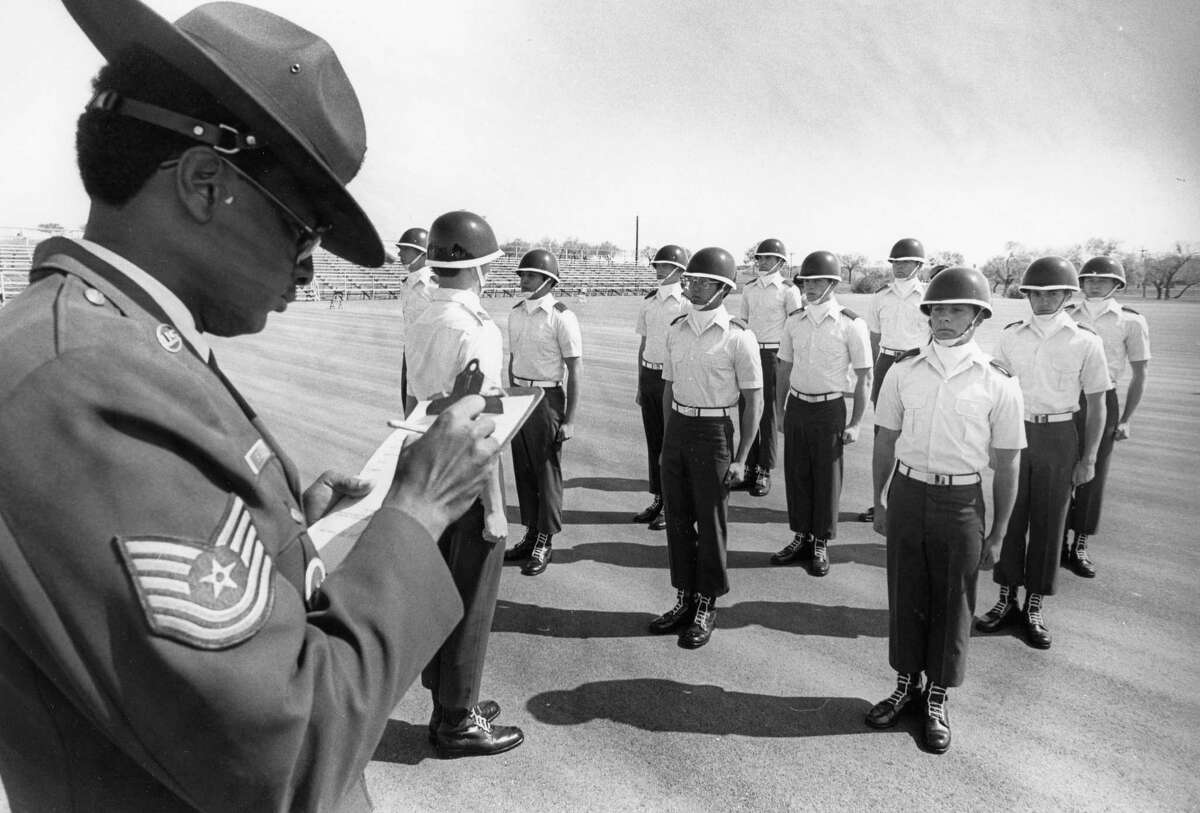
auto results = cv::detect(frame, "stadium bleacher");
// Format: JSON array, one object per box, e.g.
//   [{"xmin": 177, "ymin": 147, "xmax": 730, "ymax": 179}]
[{"xmin": 1, "ymin": 230, "xmax": 660, "ymax": 305}]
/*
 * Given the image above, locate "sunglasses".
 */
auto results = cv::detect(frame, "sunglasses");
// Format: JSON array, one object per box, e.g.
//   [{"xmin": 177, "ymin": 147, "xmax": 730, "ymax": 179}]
[{"xmin": 161, "ymin": 156, "xmax": 328, "ymax": 262}]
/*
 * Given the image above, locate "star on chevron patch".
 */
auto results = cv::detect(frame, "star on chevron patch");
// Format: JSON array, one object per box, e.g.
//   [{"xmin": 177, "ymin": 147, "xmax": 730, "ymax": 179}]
[{"xmin": 115, "ymin": 495, "xmax": 275, "ymax": 650}]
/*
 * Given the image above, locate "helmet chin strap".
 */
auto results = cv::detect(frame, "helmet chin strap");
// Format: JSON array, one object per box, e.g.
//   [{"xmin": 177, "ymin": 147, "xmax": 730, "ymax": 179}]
[
  {"xmin": 757, "ymin": 258, "xmax": 783, "ymax": 276},
  {"xmin": 526, "ymin": 276, "xmax": 553, "ymax": 299},
  {"xmin": 473, "ymin": 265, "xmax": 488, "ymax": 290},
  {"xmin": 805, "ymin": 280, "xmax": 836, "ymax": 305},
  {"xmin": 697, "ymin": 284, "xmax": 728, "ymax": 310},
  {"xmin": 931, "ymin": 312, "xmax": 983, "ymax": 347}
]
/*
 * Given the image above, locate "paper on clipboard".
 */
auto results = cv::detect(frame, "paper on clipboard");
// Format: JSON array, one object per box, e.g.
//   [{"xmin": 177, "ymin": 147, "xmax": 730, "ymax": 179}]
[{"xmin": 307, "ymin": 387, "xmax": 544, "ymax": 559}]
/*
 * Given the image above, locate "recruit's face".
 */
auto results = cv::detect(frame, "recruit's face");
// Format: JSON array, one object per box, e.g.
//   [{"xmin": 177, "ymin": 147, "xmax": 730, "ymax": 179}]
[
  {"xmin": 1026, "ymin": 290, "xmax": 1071, "ymax": 315},
  {"xmin": 801, "ymin": 279, "xmax": 834, "ymax": 304},
  {"xmin": 891, "ymin": 260, "xmax": 921, "ymax": 279},
  {"xmin": 1081, "ymin": 278, "xmax": 1119, "ymax": 299},
  {"xmin": 928, "ymin": 303, "xmax": 979, "ymax": 341},
  {"xmin": 682, "ymin": 276, "xmax": 725, "ymax": 309},
  {"xmin": 397, "ymin": 246, "xmax": 423, "ymax": 266},
  {"xmin": 519, "ymin": 270, "xmax": 553, "ymax": 295},
  {"xmin": 654, "ymin": 261, "xmax": 678, "ymax": 281},
  {"xmin": 754, "ymin": 255, "xmax": 781, "ymax": 275}
]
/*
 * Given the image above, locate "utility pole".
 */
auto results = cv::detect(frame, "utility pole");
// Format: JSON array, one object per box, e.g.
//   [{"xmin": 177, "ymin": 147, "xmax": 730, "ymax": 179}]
[{"xmin": 634, "ymin": 215, "xmax": 639, "ymax": 266}]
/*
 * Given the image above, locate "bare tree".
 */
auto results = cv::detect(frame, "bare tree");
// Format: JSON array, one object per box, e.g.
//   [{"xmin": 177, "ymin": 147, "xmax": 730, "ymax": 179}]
[
  {"xmin": 1143, "ymin": 243, "xmax": 1200, "ymax": 299},
  {"xmin": 837, "ymin": 252, "xmax": 868, "ymax": 285}
]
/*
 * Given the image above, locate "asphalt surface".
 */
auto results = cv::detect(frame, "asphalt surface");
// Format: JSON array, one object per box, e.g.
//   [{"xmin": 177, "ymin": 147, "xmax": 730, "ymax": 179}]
[{"xmin": 5, "ymin": 292, "xmax": 1196, "ymax": 811}]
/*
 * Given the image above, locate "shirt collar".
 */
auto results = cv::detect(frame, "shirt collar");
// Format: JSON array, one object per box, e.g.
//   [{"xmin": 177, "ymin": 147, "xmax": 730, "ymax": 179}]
[
  {"xmin": 657, "ymin": 282, "xmax": 684, "ymax": 301},
  {"xmin": 801, "ymin": 296, "xmax": 843, "ymax": 323},
  {"xmin": 74, "ymin": 238, "xmax": 211, "ymax": 361},
  {"xmin": 1082, "ymin": 297, "xmax": 1121, "ymax": 317},
  {"xmin": 753, "ymin": 271, "xmax": 783, "ymax": 288},
  {"xmin": 687, "ymin": 304, "xmax": 730, "ymax": 334},
  {"xmin": 524, "ymin": 293, "xmax": 556, "ymax": 314},
  {"xmin": 432, "ymin": 287, "xmax": 483, "ymax": 309},
  {"xmin": 919, "ymin": 339, "xmax": 987, "ymax": 377}
]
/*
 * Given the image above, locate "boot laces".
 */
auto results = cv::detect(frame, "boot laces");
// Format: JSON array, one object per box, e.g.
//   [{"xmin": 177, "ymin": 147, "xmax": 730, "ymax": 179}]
[
  {"xmin": 1026, "ymin": 592, "xmax": 1046, "ymax": 626},
  {"xmin": 1074, "ymin": 534, "xmax": 1090, "ymax": 560},
  {"xmin": 531, "ymin": 533, "xmax": 551, "ymax": 563},
  {"xmin": 668, "ymin": 588, "xmax": 689, "ymax": 615},
  {"xmin": 467, "ymin": 706, "xmax": 493, "ymax": 733},
  {"xmin": 886, "ymin": 672, "xmax": 916, "ymax": 706},
  {"xmin": 987, "ymin": 585, "xmax": 1014, "ymax": 617},
  {"xmin": 813, "ymin": 538, "xmax": 828, "ymax": 564},
  {"xmin": 693, "ymin": 594, "xmax": 713, "ymax": 628},
  {"xmin": 926, "ymin": 685, "xmax": 948, "ymax": 724},
  {"xmin": 780, "ymin": 534, "xmax": 805, "ymax": 554}
]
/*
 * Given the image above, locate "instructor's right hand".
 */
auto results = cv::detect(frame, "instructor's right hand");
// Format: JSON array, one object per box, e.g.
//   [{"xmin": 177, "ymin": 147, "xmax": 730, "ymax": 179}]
[{"xmin": 386, "ymin": 395, "xmax": 500, "ymax": 539}]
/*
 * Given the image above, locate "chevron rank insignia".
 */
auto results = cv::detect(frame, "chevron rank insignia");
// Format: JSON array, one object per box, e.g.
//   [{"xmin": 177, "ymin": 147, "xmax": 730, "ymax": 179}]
[{"xmin": 115, "ymin": 495, "xmax": 275, "ymax": 650}]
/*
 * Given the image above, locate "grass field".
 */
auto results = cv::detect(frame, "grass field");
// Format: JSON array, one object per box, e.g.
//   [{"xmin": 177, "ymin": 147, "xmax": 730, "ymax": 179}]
[{"xmin": 5, "ymin": 292, "xmax": 1198, "ymax": 811}]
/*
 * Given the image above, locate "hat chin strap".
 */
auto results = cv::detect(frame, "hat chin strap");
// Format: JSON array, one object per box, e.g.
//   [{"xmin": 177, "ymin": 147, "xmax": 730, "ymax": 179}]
[{"xmin": 88, "ymin": 90, "xmax": 261, "ymax": 154}]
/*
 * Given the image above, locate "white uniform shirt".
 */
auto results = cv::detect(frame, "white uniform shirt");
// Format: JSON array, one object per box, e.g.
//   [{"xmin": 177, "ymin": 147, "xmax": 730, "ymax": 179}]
[
  {"xmin": 865, "ymin": 280, "xmax": 930, "ymax": 351},
  {"xmin": 404, "ymin": 288, "xmax": 502, "ymax": 400},
  {"xmin": 663, "ymin": 307, "xmax": 763, "ymax": 407},
  {"xmin": 1066, "ymin": 299, "xmax": 1151, "ymax": 387},
  {"xmin": 777, "ymin": 299, "xmax": 872, "ymax": 394},
  {"xmin": 993, "ymin": 311, "xmax": 1110, "ymax": 417},
  {"xmin": 508, "ymin": 294, "xmax": 583, "ymax": 382},
  {"xmin": 400, "ymin": 262, "xmax": 437, "ymax": 337},
  {"xmin": 635, "ymin": 283, "xmax": 689, "ymax": 364},
  {"xmin": 737, "ymin": 272, "xmax": 803, "ymax": 345},
  {"xmin": 877, "ymin": 342, "xmax": 1027, "ymax": 475}
]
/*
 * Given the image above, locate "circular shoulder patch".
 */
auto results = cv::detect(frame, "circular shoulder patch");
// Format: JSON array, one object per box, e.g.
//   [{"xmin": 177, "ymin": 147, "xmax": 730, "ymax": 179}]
[{"xmin": 157, "ymin": 324, "xmax": 183, "ymax": 353}]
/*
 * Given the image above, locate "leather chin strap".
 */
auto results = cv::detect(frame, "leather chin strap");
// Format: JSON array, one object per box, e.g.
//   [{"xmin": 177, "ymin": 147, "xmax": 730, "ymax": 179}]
[{"xmin": 88, "ymin": 89, "xmax": 262, "ymax": 155}]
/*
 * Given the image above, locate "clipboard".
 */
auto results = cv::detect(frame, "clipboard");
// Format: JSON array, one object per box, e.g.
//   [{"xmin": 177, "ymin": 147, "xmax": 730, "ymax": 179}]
[{"xmin": 307, "ymin": 385, "xmax": 543, "ymax": 561}]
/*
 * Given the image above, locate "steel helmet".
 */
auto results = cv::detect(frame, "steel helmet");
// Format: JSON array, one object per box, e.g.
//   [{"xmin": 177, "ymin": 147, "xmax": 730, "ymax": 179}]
[
  {"xmin": 1019, "ymin": 256, "xmax": 1079, "ymax": 293},
  {"xmin": 928, "ymin": 263, "xmax": 949, "ymax": 279},
  {"xmin": 793, "ymin": 250, "xmax": 842, "ymax": 282},
  {"xmin": 920, "ymin": 266, "xmax": 992, "ymax": 318},
  {"xmin": 1079, "ymin": 256, "xmax": 1126, "ymax": 290},
  {"xmin": 683, "ymin": 247, "xmax": 737, "ymax": 287},
  {"xmin": 652, "ymin": 244, "xmax": 689, "ymax": 271},
  {"xmin": 517, "ymin": 248, "xmax": 560, "ymax": 284},
  {"xmin": 425, "ymin": 210, "xmax": 503, "ymax": 269},
  {"xmin": 395, "ymin": 227, "xmax": 428, "ymax": 254},
  {"xmin": 754, "ymin": 238, "xmax": 788, "ymax": 261},
  {"xmin": 888, "ymin": 238, "xmax": 926, "ymax": 264}
]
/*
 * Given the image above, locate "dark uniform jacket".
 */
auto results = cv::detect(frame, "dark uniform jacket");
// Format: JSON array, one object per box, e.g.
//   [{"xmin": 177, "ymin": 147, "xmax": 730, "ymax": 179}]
[{"xmin": 0, "ymin": 239, "xmax": 463, "ymax": 812}]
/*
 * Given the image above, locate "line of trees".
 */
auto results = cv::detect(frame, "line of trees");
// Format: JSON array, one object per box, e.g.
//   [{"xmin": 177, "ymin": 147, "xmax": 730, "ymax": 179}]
[{"xmin": 979, "ymin": 238, "xmax": 1200, "ymax": 299}]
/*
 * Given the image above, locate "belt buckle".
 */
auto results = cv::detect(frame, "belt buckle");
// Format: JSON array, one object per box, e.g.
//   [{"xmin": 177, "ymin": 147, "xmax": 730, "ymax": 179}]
[
  {"xmin": 1032, "ymin": 414, "xmax": 1047, "ymax": 424},
  {"xmin": 933, "ymin": 473, "xmax": 949, "ymax": 486}
]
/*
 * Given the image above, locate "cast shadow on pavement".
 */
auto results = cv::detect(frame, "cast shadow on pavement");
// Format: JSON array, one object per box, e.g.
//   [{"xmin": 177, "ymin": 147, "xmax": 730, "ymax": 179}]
[
  {"xmin": 563, "ymin": 476, "xmax": 647, "ymax": 492},
  {"xmin": 508, "ymin": 540, "xmax": 885, "ymax": 570},
  {"xmin": 524, "ymin": 678, "xmax": 892, "ymax": 739},
  {"xmin": 371, "ymin": 719, "xmax": 432, "ymax": 766},
  {"xmin": 492, "ymin": 599, "xmax": 887, "ymax": 639}
]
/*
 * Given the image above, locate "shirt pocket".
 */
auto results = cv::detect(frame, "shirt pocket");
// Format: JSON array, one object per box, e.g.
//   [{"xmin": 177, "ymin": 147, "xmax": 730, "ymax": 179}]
[
  {"xmin": 902, "ymin": 391, "xmax": 933, "ymax": 438},
  {"xmin": 954, "ymin": 397, "xmax": 990, "ymax": 431},
  {"xmin": 1051, "ymin": 362, "xmax": 1078, "ymax": 392}
]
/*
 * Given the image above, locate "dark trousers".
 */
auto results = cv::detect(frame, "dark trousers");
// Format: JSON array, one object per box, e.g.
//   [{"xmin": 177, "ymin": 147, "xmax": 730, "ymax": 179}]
[
  {"xmin": 742, "ymin": 347, "xmax": 778, "ymax": 472},
  {"xmin": 1068, "ymin": 389, "xmax": 1119, "ymax": 536},
  {"xmin": 886, "ymin": 472, "xmax": 984, "ymax": 687},
  {"xmin": 511, "ymin": 386, "xmax": 565, "ymax": 535},
  {"xmin": 783, "ymin": 396, "xmax": 846, "ymax": 540},
  {"xmin": 661, "ymin": 413, "xmax": 733, "ymax": 598},
  {"xmin": 638, "ymin": 365, "xmax": 666, "ymax": 495},
  {"xmin": 995, "ymin": 421, "xmax": 1079, "ymax": 595},
  {"xmin": 870, "ymin": 353, "xmax": 898, "ymax": 406},
  {"xmin": 422, "ymin": 501, "xmax": 503, "ymax": 709}
]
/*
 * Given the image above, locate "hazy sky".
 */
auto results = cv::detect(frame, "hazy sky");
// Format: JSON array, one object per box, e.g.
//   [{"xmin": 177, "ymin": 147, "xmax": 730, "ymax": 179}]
[{"xmin": 2, "ymin": 0, "xmax": 1197, "ymax": 265}]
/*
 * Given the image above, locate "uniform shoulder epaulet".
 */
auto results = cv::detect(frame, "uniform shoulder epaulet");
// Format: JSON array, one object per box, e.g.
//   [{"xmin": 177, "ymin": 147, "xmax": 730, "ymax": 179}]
[
  {"xmin": 730, "ymin": 317, "xmax": 747, "ymax": 330},
  {"xmin": 1065, "ymin": 302, "xmax": 1079, "ymax": 311},
  {"xmin": 554, "ymin": 301, "xmax": 568, "ymax": 312},
  {"xmin": 840, "ymin": 307, "xmax": 860, "ymax": 321},
  {"xmin": 1004, "ymin": 319, "xmax": 1023, "ymax": 329},
  {"xmin": 511, "ymin": 301, "xmax": 522, "ymax": 309},
  {"xmin": 644, "ymin": 290, "xmax": 656, "ymax": 300},
  {"xmin": 670, "ymin": 314, "xmax": 688, "ymax": 326},
  {"xmin": 989, "ymin": 359, "xmax": 1013, "ymax": 377},
  {"xmin": 1121, "ymin": 305, "xmax": 1140, "ymax": 315},
  {"xmin": 787, "ymin": 307, "xmax": 804, "ymax": 317},
  {"xmin": 894, "ymin": 347, "xmax": 921, "ymax": 364},
  {"xmin": 1075, "ymin": 321, "xmax": 1096, "ymax": 334}
]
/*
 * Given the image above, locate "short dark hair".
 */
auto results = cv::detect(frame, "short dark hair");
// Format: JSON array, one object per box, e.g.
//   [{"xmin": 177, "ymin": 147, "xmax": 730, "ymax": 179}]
[{"xmin": 76, "ymin": 47, "xmax": 246, "ymax": 206}]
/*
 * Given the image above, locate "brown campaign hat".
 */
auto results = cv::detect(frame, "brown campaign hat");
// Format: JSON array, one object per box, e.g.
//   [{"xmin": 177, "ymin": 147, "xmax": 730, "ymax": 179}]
[{"xmin": 63, "ymin": 0, "xmax": 385, "ymax": 267}]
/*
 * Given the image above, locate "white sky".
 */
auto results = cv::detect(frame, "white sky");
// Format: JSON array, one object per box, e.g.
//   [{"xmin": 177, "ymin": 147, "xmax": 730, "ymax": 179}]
[{"xmin": 2, "ymin": 0, "xmax": 1198, "ymax": 265}]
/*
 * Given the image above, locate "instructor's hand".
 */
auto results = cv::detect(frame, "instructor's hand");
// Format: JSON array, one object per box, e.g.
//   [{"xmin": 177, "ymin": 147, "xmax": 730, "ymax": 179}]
[
  {"xmin": 1072, "ymin": 459, "xmax": 1096, "ymax": 487},
  {"xmin": 303, "ymin": 471, "xmax": 373, "ymax": 525},
  {"xmin": 387, "ymin": 395, "xmax": 500, "ymax": 540},
  {"xmin": 556, "ymin": 422, "xmax": 575, "ymax": 442}
]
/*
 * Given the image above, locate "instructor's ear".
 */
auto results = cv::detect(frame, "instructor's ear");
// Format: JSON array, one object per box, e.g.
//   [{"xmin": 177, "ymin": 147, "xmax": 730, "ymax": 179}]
[{"xmin": 174, "ymin": 147, "xmax": 227, "ymax": 224}]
